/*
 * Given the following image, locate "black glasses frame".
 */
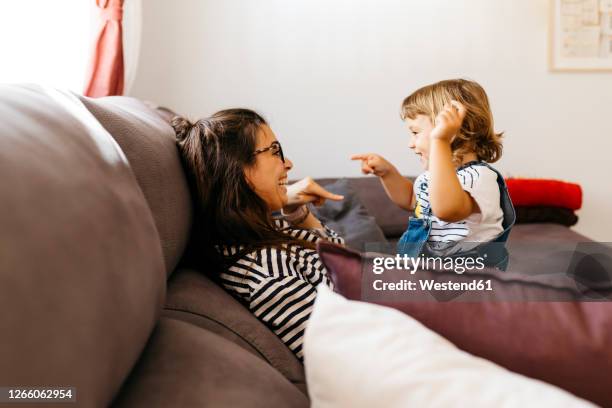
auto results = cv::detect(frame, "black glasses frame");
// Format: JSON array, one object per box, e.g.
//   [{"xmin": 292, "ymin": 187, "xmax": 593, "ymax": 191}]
[{"xmin": 252, "ymin": 141, "xmax": 285, "ymax": 163}]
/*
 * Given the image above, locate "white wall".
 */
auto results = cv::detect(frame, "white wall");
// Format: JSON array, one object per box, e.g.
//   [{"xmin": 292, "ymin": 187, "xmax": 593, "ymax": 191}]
[{"xmin": 129, "ymin": 0, "xmax": 612, "ymax": 241}]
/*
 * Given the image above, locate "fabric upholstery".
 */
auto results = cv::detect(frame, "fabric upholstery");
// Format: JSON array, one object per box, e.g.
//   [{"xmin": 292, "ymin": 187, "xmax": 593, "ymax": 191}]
[
  {"xmin": 515, "ymin": 206, "xmax": 579, "ymax": 226},
  {"xmin": 78, "ymin": 95, "xmax": 192, "ymax": 275},
  {"xmin": 317, "ymin": 177, "xmax": 586, "ymax": 237},
  {"xmin": 0, "ymin": 84, "xmax": 166, "ymax": 407},
  {"xmin": 311, "ymin": 178, "xmax": 387, "ymax": 250},
  {"xmin": 317, "ymin": 177, "xmax": 413, "ymax": 238},
  {"xmin": 508, "ymin": 223, "xmax": 590, "ymax": 243},
  {"xmin": 317, "ymin": 240, "xmax": 612, "ymax": 407},
  {"xmin": 163, "ymin": 268, "xmax": 307, "ymax": 393},
  {"xmin": 113, "ymin": 318, "xmax": 309, "ymax": 407},
  {"xmin": 305, "ymin": 285, "xmax": 594, "ymax": 408}
]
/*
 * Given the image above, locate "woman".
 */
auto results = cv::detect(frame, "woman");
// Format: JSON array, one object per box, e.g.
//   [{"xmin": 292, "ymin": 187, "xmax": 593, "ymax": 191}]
[{"xmin": 172, "ymin": 108, "xmax": 344, "ymax": 360}]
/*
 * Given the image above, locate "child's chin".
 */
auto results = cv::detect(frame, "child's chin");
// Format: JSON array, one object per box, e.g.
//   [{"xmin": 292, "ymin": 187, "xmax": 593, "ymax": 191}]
[{"xmin": 418, "ymin": 156, "xmax": 429, "ymax": 170}]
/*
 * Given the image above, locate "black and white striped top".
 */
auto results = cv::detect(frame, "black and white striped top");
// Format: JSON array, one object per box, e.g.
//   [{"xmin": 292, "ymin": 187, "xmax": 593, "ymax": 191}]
[
  {"xmin": 413, "ymin": 163, "xmax": 503, "ymax": 252},
  {"xmin": 218, "ymin": 219, "xmax": 344, "ymax": 360}
]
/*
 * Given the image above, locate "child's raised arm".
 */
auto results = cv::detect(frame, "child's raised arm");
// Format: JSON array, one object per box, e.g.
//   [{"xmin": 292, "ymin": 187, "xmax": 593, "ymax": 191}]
[
  {"xmin": 351, "ymin": 153, "xmax": 414, "ymax": 211},
  {"xmin": 428, "ymin": 101, "xmax": 479, "ymax": 221}
]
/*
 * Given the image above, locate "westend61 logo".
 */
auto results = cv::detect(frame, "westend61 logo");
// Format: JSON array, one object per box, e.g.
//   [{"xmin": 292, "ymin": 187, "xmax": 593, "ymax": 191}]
[{"xmin": 372, "ymin": 253, "xmax": 486, "ymax": 275}]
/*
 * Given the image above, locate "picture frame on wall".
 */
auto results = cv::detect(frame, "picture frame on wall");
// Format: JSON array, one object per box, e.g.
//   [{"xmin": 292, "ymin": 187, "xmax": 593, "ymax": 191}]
[{"xmin": 549, "ymin": 0, "xmax": 612, "ymax": 71}]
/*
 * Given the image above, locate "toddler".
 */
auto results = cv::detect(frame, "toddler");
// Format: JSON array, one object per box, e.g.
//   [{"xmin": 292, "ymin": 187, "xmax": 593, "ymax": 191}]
[{"xmin": 352, "ymin": 79, "xmax": 515, "ymax": 267}]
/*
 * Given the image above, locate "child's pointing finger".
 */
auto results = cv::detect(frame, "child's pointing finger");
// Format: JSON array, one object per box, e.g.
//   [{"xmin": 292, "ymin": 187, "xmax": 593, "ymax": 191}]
[
  {"xmin": 350, "ymin": 154, "xmax": 370, "ymax": 161},
  {"xmin": 351, "ymin": 154, "xmax": 375, "ymax": 173}
]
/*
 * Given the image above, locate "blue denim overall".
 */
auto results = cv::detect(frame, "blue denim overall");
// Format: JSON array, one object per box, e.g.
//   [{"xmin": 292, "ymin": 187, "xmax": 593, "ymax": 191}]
[{"xmin": 397, "ymin": 161, "xmax": 516, "ymax": 270}]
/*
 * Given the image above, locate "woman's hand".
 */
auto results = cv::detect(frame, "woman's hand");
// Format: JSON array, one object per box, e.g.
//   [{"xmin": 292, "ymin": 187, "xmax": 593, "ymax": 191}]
[
  {"xmin": 350, "ymin": 153, "xmax": 396, "ymax": 177},
  {"xmin": 430, "ymin": 100, "xmax": 467, "ymax": 143},
  {"xmin": 284, "ymin": 177, "xmax": 344, "ymax": 212}
]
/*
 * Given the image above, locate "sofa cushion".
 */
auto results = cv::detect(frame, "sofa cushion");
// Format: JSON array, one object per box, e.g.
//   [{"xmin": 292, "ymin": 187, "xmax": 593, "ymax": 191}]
[
  {"xmin": 78, "ymin": 95, "xmax": 192, "ymax": 275},
  {"xmin": 317, "ymin": 177, "xmax": 412, "ymax": 238},
  {"xmin": 305, "ymin": 285, "xmax": 593, "ymax": 408},
  {"xmin": 164, "ymin": 268, "xmax": 306, "ymax": 392},
  {"xmin": 311, "ymin": 178, "xmax": 387, "ymax": 250},
  {"xmin": 509, "ymin": 223, "xmax": 590, "ymax": 245},
  {"xmin": 316, "ymin": 240, "xmax": 612, "ymax": 407},
  {"xmin": 0, "ymin": 84, "xmax": 166, "ymax": 407},
  {"xmin": 113, "ymin": 318, "xmax": 309, "ymax": 407}
]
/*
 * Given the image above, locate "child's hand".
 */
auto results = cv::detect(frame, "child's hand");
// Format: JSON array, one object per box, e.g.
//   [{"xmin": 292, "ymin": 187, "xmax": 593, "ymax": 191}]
[
  {"xmin": 430, "ymin": 100, "xmax": 467, "ymax": 143},
  {"xmin": 351, "ymin": 153, "xmax": 395, "ymax": 177}
]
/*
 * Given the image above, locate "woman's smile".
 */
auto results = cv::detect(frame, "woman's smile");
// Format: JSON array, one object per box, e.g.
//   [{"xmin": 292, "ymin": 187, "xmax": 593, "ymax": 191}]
[{"xmin": 279, "ymin": 177, "xmax": 288, "ymax": 193}]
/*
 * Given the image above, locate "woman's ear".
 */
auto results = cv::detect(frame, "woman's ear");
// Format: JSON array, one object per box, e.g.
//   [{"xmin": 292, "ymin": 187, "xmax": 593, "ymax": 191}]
[{"xmin": 243, "ymin": 166, "xmax": 255, "ymax": 190}]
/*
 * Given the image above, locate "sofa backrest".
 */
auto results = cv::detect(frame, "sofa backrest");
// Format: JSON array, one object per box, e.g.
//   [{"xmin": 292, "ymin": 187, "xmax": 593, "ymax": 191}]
[
  {"xmin": 77, "ymin": 95, "xmax": 192, "ymax": 275},
  {"xmin": 0, "ymin": 84, "xmax": 167, "ymax": 407}
]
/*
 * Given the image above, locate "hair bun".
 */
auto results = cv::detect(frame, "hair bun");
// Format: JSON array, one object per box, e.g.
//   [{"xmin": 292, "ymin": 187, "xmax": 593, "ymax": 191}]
[{"xmin": 171, "ymin": 115, "xmax": 194, "ymax": 141}]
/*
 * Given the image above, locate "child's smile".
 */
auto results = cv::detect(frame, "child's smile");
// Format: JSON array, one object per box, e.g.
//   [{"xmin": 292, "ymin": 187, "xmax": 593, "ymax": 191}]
[{"xmin": 416, "ymin": 152, "xmax": 427, "ymax": 167}]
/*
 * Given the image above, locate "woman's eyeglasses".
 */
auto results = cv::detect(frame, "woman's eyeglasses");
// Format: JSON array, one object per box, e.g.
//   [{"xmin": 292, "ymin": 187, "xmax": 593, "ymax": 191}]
[{"xmin": 253, "ymin": 141, "xmax": 285, "ymax": 163}]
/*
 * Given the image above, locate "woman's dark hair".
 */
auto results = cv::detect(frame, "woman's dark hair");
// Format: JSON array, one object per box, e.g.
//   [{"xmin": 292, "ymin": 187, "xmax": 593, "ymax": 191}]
[{"xmin": 172, "ymin": 108, "xmax": 313, "ymax": 272}]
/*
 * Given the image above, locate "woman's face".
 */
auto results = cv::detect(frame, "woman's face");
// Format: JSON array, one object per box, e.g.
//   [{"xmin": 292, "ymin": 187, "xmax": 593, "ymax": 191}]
[{"xmin": 245, "ymin": 124, "xmax": 293, "ymax": 211}]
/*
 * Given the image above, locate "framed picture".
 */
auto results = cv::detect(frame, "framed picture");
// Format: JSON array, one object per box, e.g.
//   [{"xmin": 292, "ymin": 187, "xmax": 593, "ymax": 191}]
[{"xmin": 549, "ymin": 0, "xmax": 612, "ymax": 71}]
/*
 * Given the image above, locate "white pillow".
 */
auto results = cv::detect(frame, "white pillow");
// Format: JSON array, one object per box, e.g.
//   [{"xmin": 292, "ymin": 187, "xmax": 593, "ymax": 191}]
[{"xmin": 304, "ymin": 285, "xmax": 595, "ymax": 408}]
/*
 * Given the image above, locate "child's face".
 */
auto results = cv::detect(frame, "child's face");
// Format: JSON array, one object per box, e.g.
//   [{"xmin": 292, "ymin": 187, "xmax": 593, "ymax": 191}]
[{"xmin": 406, "ymin": 114, "xmax": 433, "ymax": 170}]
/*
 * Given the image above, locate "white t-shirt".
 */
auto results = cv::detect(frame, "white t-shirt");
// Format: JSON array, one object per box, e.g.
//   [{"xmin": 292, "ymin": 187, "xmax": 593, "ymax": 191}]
[{"xmin": 412, "ymin": 163, "xmax": 504, "ymax": 254}]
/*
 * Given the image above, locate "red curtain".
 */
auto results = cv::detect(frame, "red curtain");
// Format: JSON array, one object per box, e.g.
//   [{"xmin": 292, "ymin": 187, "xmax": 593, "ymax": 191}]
[{"xmin": 83, "ymin": 0, "xmax": 124, "ymax": 97}]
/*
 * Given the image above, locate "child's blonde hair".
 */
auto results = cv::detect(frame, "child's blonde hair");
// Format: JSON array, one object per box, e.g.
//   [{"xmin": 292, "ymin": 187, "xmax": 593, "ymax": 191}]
[{"xmin": 400, "ymin": 79, "xmax": 503, "ymax": 164}]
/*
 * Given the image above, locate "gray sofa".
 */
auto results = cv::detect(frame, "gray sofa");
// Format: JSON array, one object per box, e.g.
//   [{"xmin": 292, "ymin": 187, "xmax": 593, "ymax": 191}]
[{"xmin": 0, "ymin": 85, "xmax": 589, "ymax": 407}]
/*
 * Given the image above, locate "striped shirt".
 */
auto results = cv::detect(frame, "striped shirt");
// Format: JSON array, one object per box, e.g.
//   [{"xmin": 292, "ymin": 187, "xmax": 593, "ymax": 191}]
[
  {"xmin": 218, "ymin": 219, "xmax": 344, "ymax": 360},
  {"xmin": 413, "ymin": 163, "xmax": 503, "ymax": 253}
]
